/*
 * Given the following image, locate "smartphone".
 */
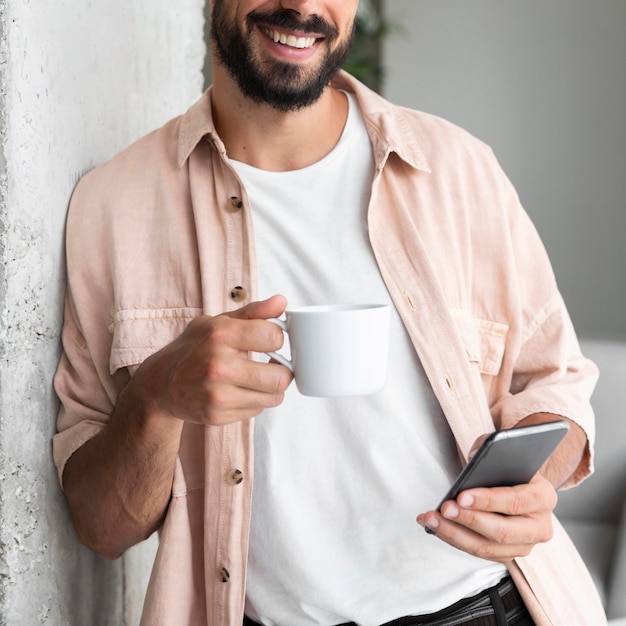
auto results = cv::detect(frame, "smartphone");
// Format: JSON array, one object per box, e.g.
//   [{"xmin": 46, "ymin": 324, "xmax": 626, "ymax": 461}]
[{"xmin": 434, "ymin": 420, "xmax": 570, "ymax": 512}]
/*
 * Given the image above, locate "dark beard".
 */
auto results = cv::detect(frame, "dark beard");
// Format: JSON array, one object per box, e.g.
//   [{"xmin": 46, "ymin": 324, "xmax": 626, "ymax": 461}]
[{"xmin": 211, "ymin": 6, "xmax": 355, "ymax": 112}]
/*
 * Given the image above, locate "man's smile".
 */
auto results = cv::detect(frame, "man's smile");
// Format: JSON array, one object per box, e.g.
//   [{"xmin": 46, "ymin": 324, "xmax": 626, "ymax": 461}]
[{"xmin": 260, "ymin": 27, "xmax": 317, "ymax": 50}]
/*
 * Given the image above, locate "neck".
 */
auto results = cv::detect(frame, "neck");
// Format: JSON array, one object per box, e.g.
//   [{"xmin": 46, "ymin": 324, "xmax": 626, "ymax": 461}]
[{"xmin": 210, "ymin": 65, "xmax": 349, "ymax": 172}]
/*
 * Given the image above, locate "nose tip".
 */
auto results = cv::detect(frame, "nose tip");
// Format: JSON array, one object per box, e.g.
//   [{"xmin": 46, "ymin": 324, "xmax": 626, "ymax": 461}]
[{"xmin": 278, "ymin": 0, "xmax": 317, "ymax": 16}]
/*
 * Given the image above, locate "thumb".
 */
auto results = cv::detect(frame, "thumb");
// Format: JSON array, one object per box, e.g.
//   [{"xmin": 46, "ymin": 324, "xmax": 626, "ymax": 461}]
[
  {"xmin": 467, "ymin": 433, "xmax": 490, "ymax": 461},
  {"xmin": 227, "ymin": 294, "xmax": 288, "ymax": 321}
]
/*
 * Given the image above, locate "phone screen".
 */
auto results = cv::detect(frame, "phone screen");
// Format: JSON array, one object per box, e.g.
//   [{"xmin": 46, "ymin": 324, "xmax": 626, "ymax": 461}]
[{"xmin": 435, "ymin": 420, "xmax": 569, "ymax": 512}]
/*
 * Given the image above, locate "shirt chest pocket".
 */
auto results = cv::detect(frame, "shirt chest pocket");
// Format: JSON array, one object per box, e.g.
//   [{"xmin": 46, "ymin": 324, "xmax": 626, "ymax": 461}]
[
  {"xmin": 451, "ymin": 310, "xmax": 508, "ymax": 377},
  {"xmin": 109, "ymin": 307, "xmax": 207, "ymax": 496},
  {"xmin": 109, "ymin": 307, "xmax": 203, "ymax": 376}
]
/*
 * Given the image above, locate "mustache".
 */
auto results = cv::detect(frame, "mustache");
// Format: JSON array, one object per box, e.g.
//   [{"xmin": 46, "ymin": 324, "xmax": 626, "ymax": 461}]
[{"xmin": 247, "ymin": 9, "xmax": 339, "ymax": 40}]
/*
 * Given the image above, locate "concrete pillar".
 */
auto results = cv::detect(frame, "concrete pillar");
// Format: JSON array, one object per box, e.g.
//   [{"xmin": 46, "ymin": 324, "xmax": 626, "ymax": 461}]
[{"xmin": 0, "ymin": 1, "xmax": 204, "ymax": 623}]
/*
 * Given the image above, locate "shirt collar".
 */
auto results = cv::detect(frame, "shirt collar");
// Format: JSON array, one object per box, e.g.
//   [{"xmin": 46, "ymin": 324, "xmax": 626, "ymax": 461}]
[
  {"xmin": 177, "ymin": 87, "xmax": 219, "ymax": 167},
  {"xmin": 176, "ymin": 71, "xmax": 431, "ymax": 173},
  {"xmin": 330, "ymin": 71, "xmax": 431, "ymax": 173}
]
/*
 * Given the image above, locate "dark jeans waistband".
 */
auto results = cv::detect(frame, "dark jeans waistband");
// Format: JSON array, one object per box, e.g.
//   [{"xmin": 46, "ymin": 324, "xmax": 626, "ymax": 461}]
[{"xmin": 243, "ymin": 575, "xmax": 533, "ymax": 626}]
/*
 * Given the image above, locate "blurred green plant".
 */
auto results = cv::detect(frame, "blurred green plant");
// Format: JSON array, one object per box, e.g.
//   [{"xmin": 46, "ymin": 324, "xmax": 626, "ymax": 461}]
[{"xmin": 343, "ymin": 0, "xmax": 395, "ymax": 93}]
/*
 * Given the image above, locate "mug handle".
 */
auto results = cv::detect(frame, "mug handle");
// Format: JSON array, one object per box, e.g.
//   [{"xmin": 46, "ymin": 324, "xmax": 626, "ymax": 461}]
[{"xmin": 265, "ymin": 318, "xmax": 293, "ymax": 372}]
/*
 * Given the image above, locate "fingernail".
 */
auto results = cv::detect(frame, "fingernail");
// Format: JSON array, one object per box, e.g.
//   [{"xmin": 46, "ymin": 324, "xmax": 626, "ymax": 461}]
[
  {"xmin": 424, "ymin": 514, "xmax": 439, "ymax": 535},
  {"xmin": 458, "ymin": 493, "xmax": 475, "ymax": 507},
  {"xmin": 425, "ymin": 514, "xmax": 439, "ymax": 530},
  {"xmin": 443, "ymin": 503, "xmax": 459, "ymax": 519}
]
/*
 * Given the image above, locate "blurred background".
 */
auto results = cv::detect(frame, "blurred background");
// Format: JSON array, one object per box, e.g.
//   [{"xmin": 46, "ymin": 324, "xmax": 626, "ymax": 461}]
[{"xmin": 382, "ymin": 0, "xmax": 626, "ymax": 343}]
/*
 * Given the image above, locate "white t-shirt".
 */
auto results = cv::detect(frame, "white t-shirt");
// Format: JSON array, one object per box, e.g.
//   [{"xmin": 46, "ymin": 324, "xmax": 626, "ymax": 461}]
[{"xmin": 230, "ymin": 93, "xmax": 506, "ymax": 626}]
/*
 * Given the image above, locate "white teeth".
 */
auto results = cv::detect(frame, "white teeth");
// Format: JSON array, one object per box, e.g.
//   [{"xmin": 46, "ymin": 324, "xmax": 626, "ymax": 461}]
[{"xmin": 263, "ymin": 28, "xmax": 315, "ymax": 49}]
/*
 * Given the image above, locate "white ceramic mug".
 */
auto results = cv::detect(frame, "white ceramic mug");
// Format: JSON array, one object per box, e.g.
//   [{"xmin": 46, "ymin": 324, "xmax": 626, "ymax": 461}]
[{"xmin": 266, "ymin": 303, "xmax": 391, "ymax": 397}]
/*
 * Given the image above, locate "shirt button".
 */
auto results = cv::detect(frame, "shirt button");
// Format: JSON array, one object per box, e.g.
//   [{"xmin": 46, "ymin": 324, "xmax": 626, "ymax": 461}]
[
  {"xmin": 445, "ymin": 376, "xmax": 455, "ymax": 395},
  {"xmin": 217, "ymin": 567, "xmax": 231, "ymax": 583},
  {"xmin": 227, "ymin": 469, "xmax": 244, "ymax": 486},
  {"xmin": 404, "ymin": 290, "xmax": 417, "ymax": 312},
  {"xmin": 230, "ymin": 286, "xmax": 247, "ymax": 303},
  {"xmin": 226, "ymin": 196, "xmax": 243, "ymax": 212}
]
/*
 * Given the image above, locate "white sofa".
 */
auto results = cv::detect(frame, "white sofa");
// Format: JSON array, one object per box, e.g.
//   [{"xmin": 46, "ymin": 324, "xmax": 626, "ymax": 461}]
[{"xmin": 555, "ymin": 339, "xmax": 626, "ymax": 623}]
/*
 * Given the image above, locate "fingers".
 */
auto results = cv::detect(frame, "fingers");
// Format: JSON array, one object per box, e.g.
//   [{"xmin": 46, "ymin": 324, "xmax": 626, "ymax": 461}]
[
  {"xmin": 227, "ymin": 294, "xmax": 288, "ymax": 322},
  {"xmin": 204, "ymin": 349, "xmax": 292, "ymax": 398},
  {"xmin": 187, "ymin": 314, "xmax": 285, "ymax": 355},
  {"xmin": 185, "ymin": 293, "xmax": 290, "ymax": 354},
  {"xmin": 453, "ymin": 475, "xmax": 558, "ymax": 516},
  {"xmin": 418, "ymin": 476, "xmax": 557, "ymax": 563},
  {"xmin": 199, "ymin": 294, "xmax": 288, "ymax": 354},
  {"xmin": 171, "ymin": 322, "xmax": 292, "ymax": 421},
  {"xmin": 137, "ymin": 296, "xmax": 294, "ymax": 427},
  {"xmin": 158, "ymin": 350, "xmax": 292, "ymax": 426},
  {"xmin": 196, "ymin": 361, "xmax": 292, "ymax": 423}
]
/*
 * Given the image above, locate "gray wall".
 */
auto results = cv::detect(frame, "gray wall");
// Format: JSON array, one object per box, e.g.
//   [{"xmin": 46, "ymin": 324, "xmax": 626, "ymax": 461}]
[
  {"xmin": 0, "ymin": 1, "xmax": 204, "ymax": 623},
  {"xmin": 384, "ymin": 0, "xmax": 626, "ymax": 341}
]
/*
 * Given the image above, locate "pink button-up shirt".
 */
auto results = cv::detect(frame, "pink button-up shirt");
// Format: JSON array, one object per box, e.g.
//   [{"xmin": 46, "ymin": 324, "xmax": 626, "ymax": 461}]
[{"xmin": 54, "ymin": 72, "xmax": 606, "ymax": 625}]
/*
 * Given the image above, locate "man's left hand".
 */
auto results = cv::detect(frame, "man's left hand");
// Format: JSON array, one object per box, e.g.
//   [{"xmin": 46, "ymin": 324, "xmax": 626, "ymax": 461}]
[{"xmin": 417, "ymin": 474, "xmax": 557, "ymax": 563}]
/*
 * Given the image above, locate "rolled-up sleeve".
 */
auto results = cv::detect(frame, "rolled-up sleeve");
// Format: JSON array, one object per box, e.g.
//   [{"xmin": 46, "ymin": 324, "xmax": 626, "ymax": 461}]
[
  {"xmin": 52, "ymin": 168, "xmax": 130, "ymax": 488},
  {"xmin": 53, "ymin": 284, "xmax": 128, "ymax": 487},
  {"xmin": 494, "ymin": 294, "xmax": 598, "ymax": 487}
]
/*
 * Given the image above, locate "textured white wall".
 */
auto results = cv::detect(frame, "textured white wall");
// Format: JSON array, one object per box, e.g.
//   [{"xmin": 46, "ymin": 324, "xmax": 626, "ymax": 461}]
[
  {"xmin": 0, "ymin": 1, "xmax": 204, "ymax": 623},
  {"xmin": 383, "ymin": 0, "xmax": 626, "ymax": 341}
]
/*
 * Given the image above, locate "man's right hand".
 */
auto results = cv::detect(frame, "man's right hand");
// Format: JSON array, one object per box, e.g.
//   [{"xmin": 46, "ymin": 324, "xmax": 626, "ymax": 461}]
[
  {"xmin": 131, "ymin": 294, "xmax": 294, "ymax": 427},
  {"xmin": 63, "ymin": 295, "xmax": 292, "ymax": 559}
]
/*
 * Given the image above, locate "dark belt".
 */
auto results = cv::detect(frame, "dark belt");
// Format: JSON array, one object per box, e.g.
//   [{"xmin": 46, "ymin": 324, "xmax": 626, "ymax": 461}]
[{"xmin": 243, "ymin": 575, "xmax": 532, "ymax": 626}]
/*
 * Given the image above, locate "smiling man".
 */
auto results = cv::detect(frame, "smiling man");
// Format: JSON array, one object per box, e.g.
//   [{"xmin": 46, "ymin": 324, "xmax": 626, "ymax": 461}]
[
  {"xmin": 211, "ymin": 1, "xmax": 353, "ymax": 111},
  {"xmin": 53, "ymin": 1, "xmax": 606, "ymax": 625}
]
